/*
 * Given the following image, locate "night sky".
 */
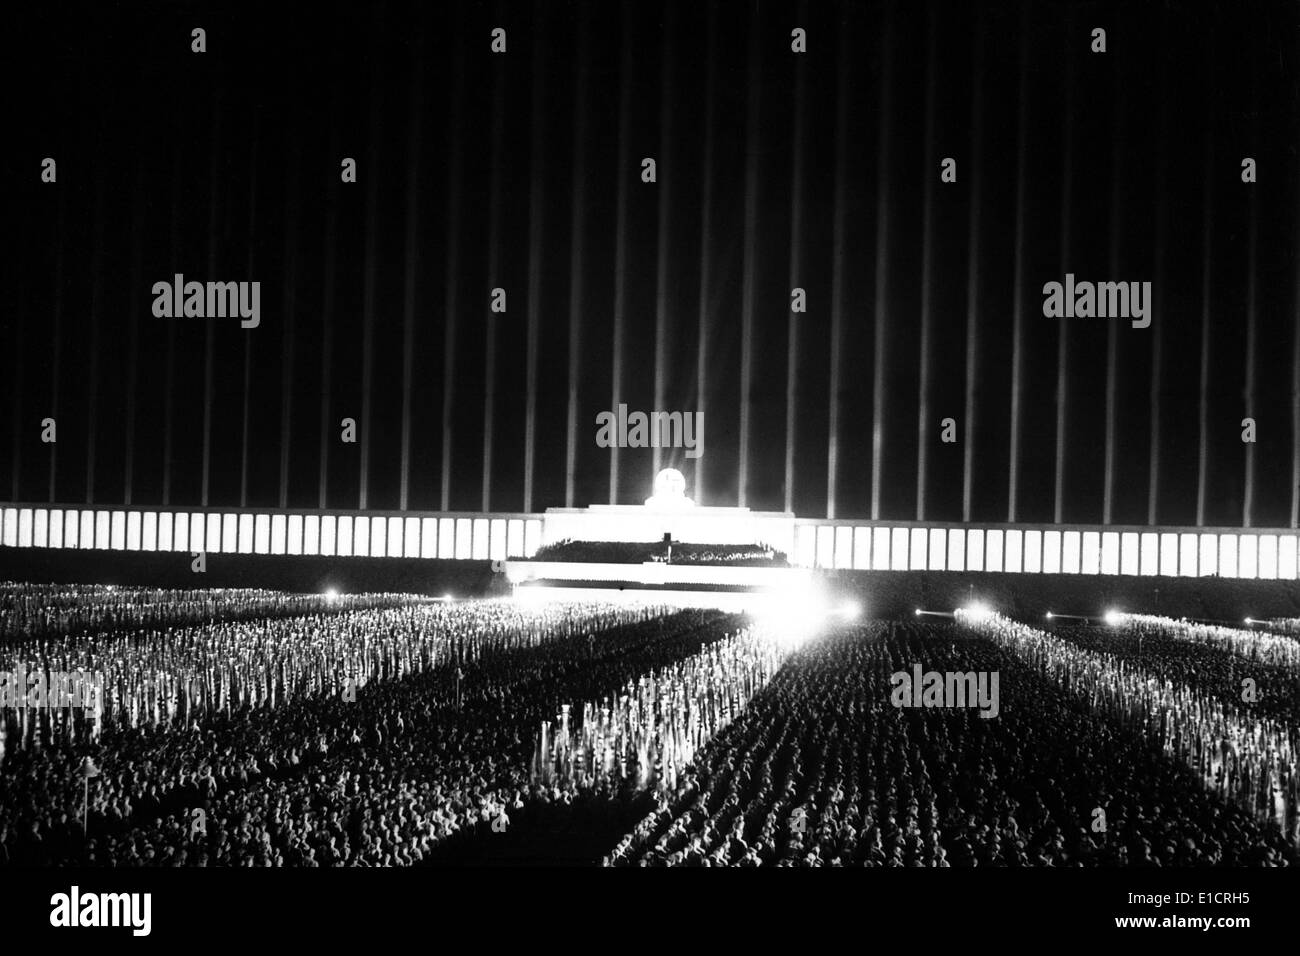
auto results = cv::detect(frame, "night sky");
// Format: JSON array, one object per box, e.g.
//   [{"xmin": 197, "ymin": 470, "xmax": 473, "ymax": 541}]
[{"xmin": 3, "ymin": 0, "xmax": 1299, "ymax": 528}]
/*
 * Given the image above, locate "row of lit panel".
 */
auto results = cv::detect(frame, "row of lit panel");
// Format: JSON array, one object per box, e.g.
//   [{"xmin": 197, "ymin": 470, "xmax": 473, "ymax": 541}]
[
  {"xmin": 792, "ymin": 525, "xmax": 1300, "ymax": 579},
  {"xmin": 0, "ymin": 508, "xmax": 543, "ymax": 561}
]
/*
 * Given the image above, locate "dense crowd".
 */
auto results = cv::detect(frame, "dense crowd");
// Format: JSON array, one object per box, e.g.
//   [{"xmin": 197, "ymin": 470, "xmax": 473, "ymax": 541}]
[
  {"xmin": 1, "ymin": 596, "xmax": 656, "ymax": 746},
  {"xmin": 0, "ymin": 599, "xmax": 739, "ymax": 866},
  {"xmin": 1048, "ymin": 620, "xmax": 1300, "ymax": 728},
  {"xmin": 608, "ymin": 621, "xmax": 1299, "ymax": 867},
  {"xmin": 1258, "ymin": 617, "xmax": 1300, "ymax": 639},
  {"xmin": 1122, "ymin": 614, "xmax": 1300, "ymax": 670},
  {"xmin": 974, "ymin": 612, "xmax": 1300, "ymax": 845},
  {"xmin": 4, "ymin": 584, "xmax": 1298, "ymax": 868},
  {"xmin": 535, "ymin": 622, "xmax": 798, "ymax": 793},
  {"xmin": 0, "ymin": 583, "xmax": 425, "ymax": 641}
]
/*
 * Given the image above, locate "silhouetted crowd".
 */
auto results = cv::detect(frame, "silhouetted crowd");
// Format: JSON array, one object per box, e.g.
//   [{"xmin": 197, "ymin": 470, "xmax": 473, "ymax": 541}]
[
  {"xmin": 0, "ymin": 596, "xmax": 736, "ymax": 867},
  {"xmin": 5, "ymin": 587, "xmax": 1297, "ymax": 868},
  {"xmin": 535, "ymin": 622, "xmax": 793, "ymax": 793},
  {"xmin": 0, "ymin": 583, "xmax": 422, "ymax": 641},
  {"xmin": 608, "ymin": 621, "xmax": 1299, "ymax": 867},
  {"xmin": 1048, "ymin": 620, "xmax": 1300, "ymax": 729},
  {"xmin": 1, "ymin": 594, "xmax": 656, "ymax": 743},
  {"xmin": 1121, "ymin": 614, "xmax": 1300, "ymax": 669}
]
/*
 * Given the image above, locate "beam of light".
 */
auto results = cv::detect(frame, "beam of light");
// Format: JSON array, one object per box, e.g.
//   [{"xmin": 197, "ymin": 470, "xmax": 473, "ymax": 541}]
[
  {"xmin": 358, "ymin": 34, "xmax": 383, "ymax": 511},
  {"xmin": 239, "ymin": 136, "xmax": 259, "ymax": 509},
  {"xmin": 161, "ymin": 139, "xmax": 180, "ymax": 507},
  {"xmin": 963, "ymin": 15, "xmax": 983, "ymax": 525},
  {"xmin": 916, "ymin": 5, "xmax": 937, "ymax": 522},
  {"xmin": 915, "ymin": 608, "xmax": 955, "ymax": 619},
  {"xmin": 1148, "ymin": 10, "xmax": 1171, "ymax": 528},
  {"xmin": 1295, "ymin": 172, "xmax": 1300, "ymax": 528},
  {"xmin": 652, "ymin": 4, "xmax": 674, "ymax": 479},
  {"xmin": 827, "ymin": 20, "xmax": 850, "ymax": 520},
  {"xmin": 85, "ymin": 176, "xmax": 105, "ymax": 507},
  {"xmin": 201, "ymin": 101, "xmax": 220, "ymax": 510},
  {"xmin": 1006, "ymin": 0, "xmax": 1029, "ymax": 523},
  {"xmin": 318, "ymin": 120, "xmax": 339, "ymax": 509},
  {"xmin": 693, "ymin": 0, "xmax": 717, "ymax": 508},
  {"xmin": 565, "ymin": 11, "xmax": 589, "ymax": 509},
  {"xmin": 440, "ymin": 38, "xmax": 465, "ymax": 513},
  {"xmin": 1053, "ymin": 5, "xmax": 1074, "ymax": 525},
  {"xmin": 399, "ymin": 53, "xmax": 424, "ymax": 512},
  {"xmin": 609, "ymin": 2, "xmax": 633, "ymax": 506},
  {"xmin": 737, "ymin": 8, "xmax": 760, "ymax": 509},
  {"xmin": 1242, "ymin": 85, "xmax": 1259, "ymax": 530},
  {"xmin": 1102, "ymin": 44, "xmax": 1123, "ymax": 525},
  {"xmin": 279, "ymin": 128, "xmax": 299, "ymax": 512},
  {"xmin": 870, "ymin": 14, "xmax": 894, "ymax": 522},
  {"xmin": 45, "ymin": 195, "xmax": 67, "ymax": 505},
  {"xmin": 483, "ymin": 44, "xmax": 506, "ymax": 513},
  {"xmin": 784, "ymin": 1, "xmax": 807, "ymax": 516},
  {"xmin": 523, "ymin": 1, "xmax": 546, "ymax": 512}
]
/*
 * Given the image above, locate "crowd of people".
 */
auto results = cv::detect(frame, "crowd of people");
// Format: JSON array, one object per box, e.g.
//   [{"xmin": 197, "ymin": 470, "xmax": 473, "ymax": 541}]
[
  {"xmin": 0, "ymin": 583, "xmax": 422, "ymax": 641},
  {"xmin": 1, "ymin": 595, "xmax": 658, "ymax": 747},
  {"xmin": 1048, "ymin": 619, "xmax": 1300, "ymax": 728},
  {"xmin": 534, "ymin": 622, "xmax": 797, "ymax": 793},
  {"xmin": 4, "ymin": 582, "xmax": 1298, "ymax": 868},
  {"xmin": 972, "ymin": 611, "xmax": 1300, "ymax": 846},
  {"xmin": 1259, "ymin": 617, "xmax": 1300, "ymax": 638},
  {"xmin": 1122, "ymin": 614, "xmax": 1300, "ymax": 670},
  {"xmin": 0, "ymin": 595, "xmax": 739, "ymax": 867},
  {"xmin": 608, "ymin": 620, "xmax": 1299, "ymax": 867}
]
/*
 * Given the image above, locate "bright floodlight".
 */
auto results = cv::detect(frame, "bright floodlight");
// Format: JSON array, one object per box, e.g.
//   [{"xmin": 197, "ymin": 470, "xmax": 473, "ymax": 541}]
[
  {"xmin": 1045, "ymin": 611, "xmax": 1054, "ymax": 620},
  {"xmin": 1244, "ymin": 617, "xmax": 1254, "ymax": 624},
  {"xmin": 325, "ymin": 588, "xmax": 339, "ymax": 603},
  {"xmin": 442, "ymin": 593, "xmax": 454, "ymax": 602},
  {"xmin": 962, "ymin": 602, "xmax": 993, "ymax": 621},
  {"xmin": 838, "ymin": 600, "xmax": 862, "ymax": 620},
  {"xmin": 644, "ymin": 468, "xmax": 694, "ymax": 510},
  {"xmin": 1103, "ymin": 610, "xmax": 1123, "ymax": 626}
]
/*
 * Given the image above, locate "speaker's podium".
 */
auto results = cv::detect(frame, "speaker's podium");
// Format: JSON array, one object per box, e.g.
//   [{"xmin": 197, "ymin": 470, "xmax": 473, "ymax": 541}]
[{"xmin": 503, "ymin": 469, "xmax": 810, "ymax": 610}]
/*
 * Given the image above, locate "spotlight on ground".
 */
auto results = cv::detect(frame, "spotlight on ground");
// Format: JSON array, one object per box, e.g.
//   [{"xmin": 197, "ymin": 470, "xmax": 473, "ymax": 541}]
[{"xmin": 1103, "ymin": 610, "xmax": 1123, "ymax": 626}]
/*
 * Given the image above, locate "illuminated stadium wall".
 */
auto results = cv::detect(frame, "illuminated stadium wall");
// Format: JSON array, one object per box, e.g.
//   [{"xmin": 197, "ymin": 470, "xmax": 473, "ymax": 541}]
[
  {"xmin": 3, "ymin": 504, "xmax": 1299, "ymax": 581},
  {"xmin": 0, "ymin": 505, "xmax": 541, "ymax": 562}
]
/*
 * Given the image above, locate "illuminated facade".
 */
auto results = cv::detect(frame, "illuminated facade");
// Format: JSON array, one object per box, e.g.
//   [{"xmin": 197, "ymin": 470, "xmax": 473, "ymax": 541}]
[{"xmin": 1, "ymin": 502, "xmax": 1297, "ymax": 581}]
